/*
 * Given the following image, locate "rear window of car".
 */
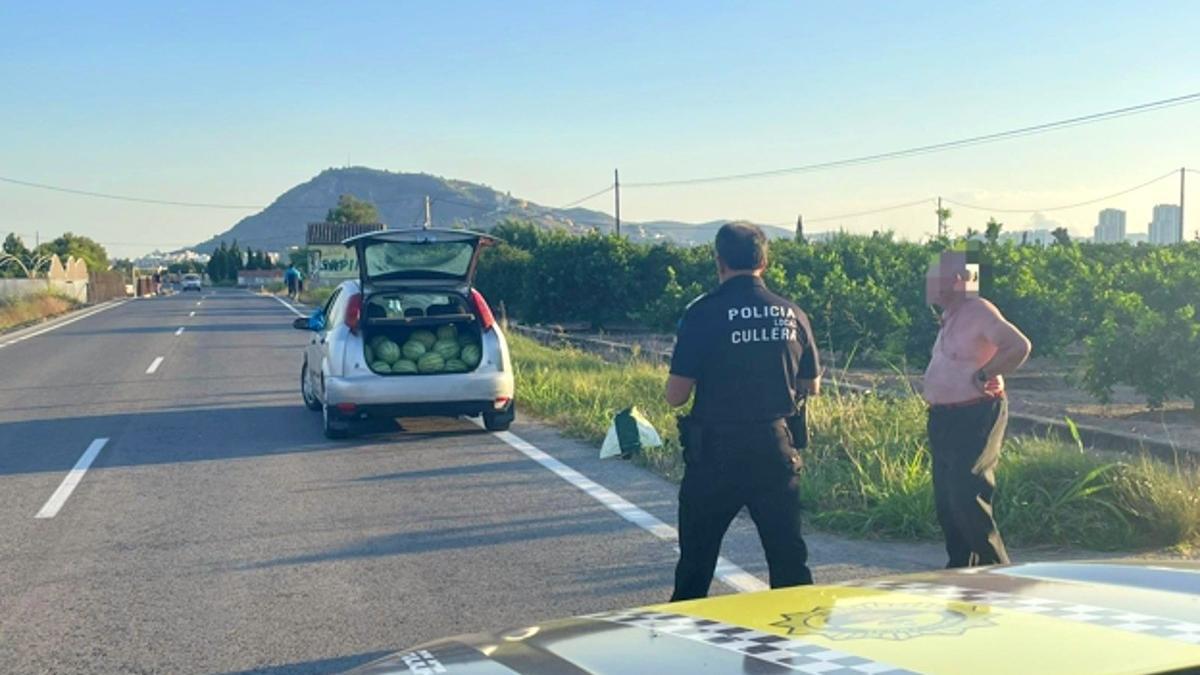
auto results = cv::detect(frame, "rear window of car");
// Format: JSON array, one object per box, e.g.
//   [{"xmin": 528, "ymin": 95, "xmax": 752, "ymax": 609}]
[{"xmin": 363, "ymin": 241, "xmax": 475, "ymax": 280}]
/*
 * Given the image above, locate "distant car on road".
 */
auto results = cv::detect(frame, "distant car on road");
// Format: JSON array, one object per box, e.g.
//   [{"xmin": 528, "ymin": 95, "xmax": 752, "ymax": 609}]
[
  {"xmin": 181, "ymin": 274, "xmax": 202, "ymax": 292},
  {"xmin": 347, "ymin": 560, "xmax": 1200, "ymax": 674},
  {"xmin": 293, "ymin": 228, "xmax": 515, "ymax": 438}
]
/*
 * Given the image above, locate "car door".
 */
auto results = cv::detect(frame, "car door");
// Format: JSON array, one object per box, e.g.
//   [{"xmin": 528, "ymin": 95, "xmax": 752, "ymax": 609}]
[{"xmin": 306, "ymin": 287, "xmax": 342, "ymax": 399}]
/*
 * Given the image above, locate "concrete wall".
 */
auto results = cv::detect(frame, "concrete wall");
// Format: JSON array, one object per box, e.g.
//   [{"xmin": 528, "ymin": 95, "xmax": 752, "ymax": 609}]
[
  {"xmin": 0, "ymin": 278, "xmax": 89, "ymax": 303},
  {"xmin": 0, "ymin": 278, "xmax": 50, "ymax": 300}
]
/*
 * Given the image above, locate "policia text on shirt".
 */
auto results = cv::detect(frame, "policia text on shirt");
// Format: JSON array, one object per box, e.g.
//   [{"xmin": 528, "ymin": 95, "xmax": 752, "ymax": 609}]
[{"xmin": 665, "ymin": 222, "xmax": 821, "ymax": 602}]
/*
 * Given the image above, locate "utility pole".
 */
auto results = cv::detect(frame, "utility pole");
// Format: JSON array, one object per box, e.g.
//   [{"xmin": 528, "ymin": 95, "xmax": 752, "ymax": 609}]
[
  {"xmin": 424, "ymin": 195, "xmax": 432, "ymax": 230},
  {"xmin": 614, "ymin": 169, "xmax": 621, "ymax": 237},
  {"xmin": 936, "ymin": 197, "xmax": 944, "ymax": 238},
  {"xmin": 1181, "ymin": 167, "xmax": 1186, "ymax": 243}
]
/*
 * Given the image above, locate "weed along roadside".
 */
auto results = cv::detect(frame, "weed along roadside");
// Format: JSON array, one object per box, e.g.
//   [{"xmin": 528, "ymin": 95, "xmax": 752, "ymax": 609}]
[
  {"xmin": 508, "ymin": 333, "xmax": 1200, "ymax": 553},
  {"xmin": 0, "ymin": 291, "xmax": 82, "ymax": 333}
]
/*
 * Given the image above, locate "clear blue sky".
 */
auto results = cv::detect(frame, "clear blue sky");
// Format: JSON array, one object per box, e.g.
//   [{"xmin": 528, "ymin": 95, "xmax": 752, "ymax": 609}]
[{"xmin": 2, "ymin": 1, "xmax": 1198, "ymax": 256}]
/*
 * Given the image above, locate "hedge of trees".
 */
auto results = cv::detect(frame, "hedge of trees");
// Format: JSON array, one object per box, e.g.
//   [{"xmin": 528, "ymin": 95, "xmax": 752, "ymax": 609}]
[
  {"xmin": 205, "ymin": 241, "xmax": 277, "ymax": 284},
  {"xmin": 474, "ymin": 220, "xmax": 1200, "ymax": 411}
]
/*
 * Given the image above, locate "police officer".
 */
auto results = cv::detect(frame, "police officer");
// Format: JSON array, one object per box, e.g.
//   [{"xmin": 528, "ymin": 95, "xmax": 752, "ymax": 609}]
[{"xmin": 666, "ymin": 222, "xmax": 821, "ymax": 601}]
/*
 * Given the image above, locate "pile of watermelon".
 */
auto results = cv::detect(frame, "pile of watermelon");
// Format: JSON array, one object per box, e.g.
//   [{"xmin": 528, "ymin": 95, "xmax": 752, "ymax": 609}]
[{"xmin": 364, "ymin": 324, "xmax": 482, "ymax": 374}]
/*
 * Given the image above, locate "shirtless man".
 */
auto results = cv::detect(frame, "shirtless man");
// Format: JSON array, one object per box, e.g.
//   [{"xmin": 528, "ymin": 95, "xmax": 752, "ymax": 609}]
[{"xmin": 923, "ymin": 250, "xmax": 1032, "ymax": 568}]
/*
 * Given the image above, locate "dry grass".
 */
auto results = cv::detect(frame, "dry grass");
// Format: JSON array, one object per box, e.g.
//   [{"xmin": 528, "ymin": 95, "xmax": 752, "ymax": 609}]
[{"xmin": 0, "ymin": 292, "xmax": 78, "ymax": 332}]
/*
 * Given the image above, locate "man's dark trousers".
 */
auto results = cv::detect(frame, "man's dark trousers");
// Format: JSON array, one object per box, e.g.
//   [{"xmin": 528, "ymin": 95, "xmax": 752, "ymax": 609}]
[
  {"xmin": 671, "ymin": 420, "xmax": 811, "ymax": 601},
  {"xmin": 928, "ymin": 396, "xmax": 1011, "ymax": 568}
]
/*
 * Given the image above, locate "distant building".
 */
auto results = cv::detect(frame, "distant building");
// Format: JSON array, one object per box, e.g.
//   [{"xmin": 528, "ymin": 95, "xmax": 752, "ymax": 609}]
[
  {"xmin": 1093, "ymin": 208, "xmax": 1126, "ymax": 243},
  {"xmin": 1148, "ymin": 204, "xmax": 1182, "ymax": 245},
  {"xmin": 305, "ymin": 222, "xmax": 386, "ymax": 286},
  {"xmin": 1126, "ymin": 232, "xmax": 1149, "ymax": 245}
]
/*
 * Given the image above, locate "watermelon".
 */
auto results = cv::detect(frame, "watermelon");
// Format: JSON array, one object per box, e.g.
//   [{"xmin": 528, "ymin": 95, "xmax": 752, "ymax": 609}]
[
  {"xmin": 392, "ymin": 359, "xmax": 419, "ymax": 374},
  {"xmin": 401, "ymin": 340, "xmax": 427, "ymax": 360},
  {"xmin": 410, "ymin": 329, "xmax": 437, "ymax": 348},
  {"xmin": 457, "ymin": 333, "xmax": 475, "ymax": 348},
  {"xmin": 444, "ymin": 358, "xmax": 468, "ymax": 372},
  {"xmin": 363, "ymin": 343, "xmax": 374, "ymax": 363},
  {"xmin": 433, "ymin": 338, "xmax": 460, "ymax": 359},
  {"xmin": 417, "ymin": 352, "xmax": 445, "ymax": 373},
  {"xmin": 460, "ymin": 344, "xmax": 481, "ymax": 367},
  {"xmin": 437, "ymin": 324, "xmax": 458, "ymax": 341},
  {"xmin": 370, "ymin": 335, "xmax": 389, "ymax": 349},
  {"xmin": 371, "ymin": 361, "xmax": 392, "ymax": 373},
  {"xmin": 375, "ymin": 339, "xmax": 402, "ymax": 364}
]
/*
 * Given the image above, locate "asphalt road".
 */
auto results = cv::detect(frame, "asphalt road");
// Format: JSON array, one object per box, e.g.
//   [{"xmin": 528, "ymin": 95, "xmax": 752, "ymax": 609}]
[{"xmin": 0, "ymin": 290, "xmax": 944, "ymax": 674}]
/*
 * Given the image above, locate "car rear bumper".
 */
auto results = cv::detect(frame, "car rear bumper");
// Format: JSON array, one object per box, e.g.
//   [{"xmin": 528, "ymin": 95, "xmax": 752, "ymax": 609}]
[
  {"xmin": 334, "ymin": 399, "xmax": 512, "ymax": 420},
  {"xmin": 324, "ymin": 371, "xmax": 514, "ymax": 409}
]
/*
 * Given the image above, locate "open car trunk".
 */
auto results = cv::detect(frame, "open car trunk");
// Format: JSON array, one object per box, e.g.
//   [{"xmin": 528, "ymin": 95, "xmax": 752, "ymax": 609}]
[{"xmin": 360, "ymin": 291, "xmax": 484, "ymax": 375}]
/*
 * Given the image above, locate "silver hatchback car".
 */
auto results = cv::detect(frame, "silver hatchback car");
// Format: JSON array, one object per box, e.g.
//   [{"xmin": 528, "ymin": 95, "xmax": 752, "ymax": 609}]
[{"xmin": 293, "ymin": 229, "xmax": 515, "ymax": 438}]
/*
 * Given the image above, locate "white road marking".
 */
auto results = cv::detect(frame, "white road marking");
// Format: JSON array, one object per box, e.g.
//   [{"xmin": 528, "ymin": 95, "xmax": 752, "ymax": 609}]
[
  {"xmin": 174, "ymin": 327, "xmax": 185, "ymax": 336},
  {"xmin": 271, "ymin": 295, "xmax": 307, "ymax": 318},
  {"xmin": 196, "ymin": 300, "xmax": 203, "ymax": 306},
  {"xmin": 0, "ymin": 300, "xmax": 127, "ymax": 350},
  {"xmin": 188, "ymin": 311, "xmax": 195, "ymax": 317},
  {"xmin": 145, "ymin": 356, "xmax": 164, "ymax": 374},
  {"xmin": 474, "ymin": 420, "xmax": 768, "ymax": 594},
  {"xmin": 35, "ymin": 438, "xmax": 109, "ymax": 519}
]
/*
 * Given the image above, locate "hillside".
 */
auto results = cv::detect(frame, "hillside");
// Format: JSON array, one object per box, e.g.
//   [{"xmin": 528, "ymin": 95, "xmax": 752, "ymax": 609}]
[{"xmin": 191, "ymin": 167, "xmax": 792, "ymax": 252}]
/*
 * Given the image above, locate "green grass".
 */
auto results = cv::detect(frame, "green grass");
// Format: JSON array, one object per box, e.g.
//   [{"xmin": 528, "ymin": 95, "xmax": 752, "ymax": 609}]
[
  {"xmin": 509, "ymin": 333, "xmax": 1200, "ymax": 551},
  {"xmin": 298, "ymin": 286, "xmax": 334, "ymax": 308}
]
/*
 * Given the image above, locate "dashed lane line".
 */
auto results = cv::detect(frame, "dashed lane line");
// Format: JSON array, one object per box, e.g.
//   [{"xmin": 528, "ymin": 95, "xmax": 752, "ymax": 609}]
[
  {"xmin": 145, "ymin": 356, "xmax": 164, "ymax": 374},
  {"xmin": 35, "ymin": 438, "xmax": 109, "ymax": 519}
]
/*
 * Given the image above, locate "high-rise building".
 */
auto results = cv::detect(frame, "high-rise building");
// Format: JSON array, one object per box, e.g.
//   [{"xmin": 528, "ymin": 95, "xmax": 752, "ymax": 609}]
[
  {"xmin": 1148, "ymin": 204, "xmax": 1182, "ymax": 245},
  {"xmin": 1093, "ymin": 208, "xmax": 1126, "ymax": 243}
]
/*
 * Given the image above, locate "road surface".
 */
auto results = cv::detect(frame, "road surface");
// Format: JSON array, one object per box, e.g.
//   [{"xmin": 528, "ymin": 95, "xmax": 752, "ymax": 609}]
[{"xmin": 0, "ymin": 290, "xmax": 943, "ymax": 674}]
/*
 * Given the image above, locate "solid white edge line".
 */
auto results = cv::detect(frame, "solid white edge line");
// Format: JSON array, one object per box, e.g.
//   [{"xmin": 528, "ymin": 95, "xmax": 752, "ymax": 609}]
[
  {"xmin": 472, "ymin": 419, "xmax": 768, "ymax": 594},
  {"xmin": 0, "ymin": 300, "xmax": 127, "ymax": 350},
  {"xmin": 271, "ymin": 295, "xmax": 307, "ymax": 318},
  {"xmin": 35, "ymin": 438, "xmax": 109, "ymax": 519},
  {"xmin": 174, "ymin": 326, "xmax": 185, "ymax": 336},
  {"xmin": 146, "ymin": 356, "xmax": 164, "ymax": 374}
]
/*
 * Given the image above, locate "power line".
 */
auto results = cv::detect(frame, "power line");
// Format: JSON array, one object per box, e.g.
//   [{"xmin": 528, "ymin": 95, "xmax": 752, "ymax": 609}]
[
  {"xmin": 559, "ymin": 185, "xmax": 613, "ymax": 209},
  {"xmin": 806, "ymin": 197, "xmax": 936, "ymax": 224},
  {"xmin": 0, "ymin": 176, "xmax": 266, "ymax": 209},
  {"xmin": 944, "ymin": 170, "xmax": 1178, "ymax": 213},
  {"xmin": 623, "ymin": 92, "xmax": 1200, "ymax": 188}
]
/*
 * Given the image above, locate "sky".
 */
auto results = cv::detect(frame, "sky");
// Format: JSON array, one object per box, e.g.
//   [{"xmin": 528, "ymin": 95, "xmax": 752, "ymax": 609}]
[{"xmin": 2, "ymin": 1, "xmax": 1199, "ymax": 258}]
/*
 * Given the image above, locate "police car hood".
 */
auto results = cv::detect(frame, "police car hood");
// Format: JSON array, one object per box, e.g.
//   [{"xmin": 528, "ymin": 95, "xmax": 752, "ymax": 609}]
[{"xmin": 346, "ymin": 561, "xmax": 1200, "ymax": 675}]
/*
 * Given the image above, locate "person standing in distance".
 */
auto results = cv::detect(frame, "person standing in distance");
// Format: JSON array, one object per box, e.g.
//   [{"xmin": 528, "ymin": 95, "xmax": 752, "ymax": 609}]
[
  {"xmin": 665, "ymin": 222, "xmax": 821, "ymax": 601},
  {"xmin": 923, "ymin": 249, "xmax": 1031, "ymax": 568}
]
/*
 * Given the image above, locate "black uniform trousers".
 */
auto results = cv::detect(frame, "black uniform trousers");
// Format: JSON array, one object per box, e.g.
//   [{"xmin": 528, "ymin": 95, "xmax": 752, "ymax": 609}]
[
  {"xmin": 927, "ymin": 396, "xmax": 1011, "ymax": 568},
  {"xmin": 671, "ymin": 419, "xmax": 812, "ymax": 602}
]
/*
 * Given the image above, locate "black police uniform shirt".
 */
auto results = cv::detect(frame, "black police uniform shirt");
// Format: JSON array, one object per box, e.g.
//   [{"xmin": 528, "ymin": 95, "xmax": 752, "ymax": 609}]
[{"xmin": 669, "ymin": 275, "xmax": 819, "ymax": 424}]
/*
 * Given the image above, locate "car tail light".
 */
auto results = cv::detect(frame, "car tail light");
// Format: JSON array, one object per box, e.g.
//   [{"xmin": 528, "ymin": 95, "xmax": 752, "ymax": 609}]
[
  {"xmin": 335, "ymin": 402, "xmax": 358, "ymax": 414},
  {"xmin": 344, "ymin": 293, "xmax": 363, "ymax": 334},
  {"xmin": 494, "ymin": 397, "xmax": 511, "ymax": 410},
  {"xmin": 470, "ymin": 289, "xmax": 495, "ymax": 332}
]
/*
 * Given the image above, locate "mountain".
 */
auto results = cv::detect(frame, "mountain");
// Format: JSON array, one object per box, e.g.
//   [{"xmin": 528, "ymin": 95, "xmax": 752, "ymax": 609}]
[{"xmin": 190, "ymin": 167, "xmax": 793, "ymax": 252}]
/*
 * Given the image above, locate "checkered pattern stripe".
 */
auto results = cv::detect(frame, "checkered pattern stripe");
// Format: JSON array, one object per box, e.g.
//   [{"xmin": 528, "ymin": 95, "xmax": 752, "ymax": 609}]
[
  {"xmin": 587, "ymin": 609, "xmax": 917, "ymax": 674},
  {"xmin": 850, "ymin": 579, "xmax": 1200, "ymax": 645}
]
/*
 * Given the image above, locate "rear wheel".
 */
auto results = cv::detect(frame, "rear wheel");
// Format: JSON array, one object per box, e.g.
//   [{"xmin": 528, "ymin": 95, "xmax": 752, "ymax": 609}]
[
  {"xmin": 301, "ymin": 362, "xmax": 321, "ymax": 411},
  {"xmin": 323, "ymin": 402, "xmax": 350, "ymax": 439}
]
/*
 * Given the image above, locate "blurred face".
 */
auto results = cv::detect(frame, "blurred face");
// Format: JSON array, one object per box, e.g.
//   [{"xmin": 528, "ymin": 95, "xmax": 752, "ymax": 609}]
[{"xmin": 926, "ymin": 252, "xmax": 978, "ymax": 308}]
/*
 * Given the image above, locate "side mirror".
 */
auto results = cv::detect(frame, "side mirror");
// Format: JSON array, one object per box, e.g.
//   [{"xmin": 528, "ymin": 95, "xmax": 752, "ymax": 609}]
[{"xmin": 292, "ymin": 317, "xmax": 311, "ymax": 330}]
